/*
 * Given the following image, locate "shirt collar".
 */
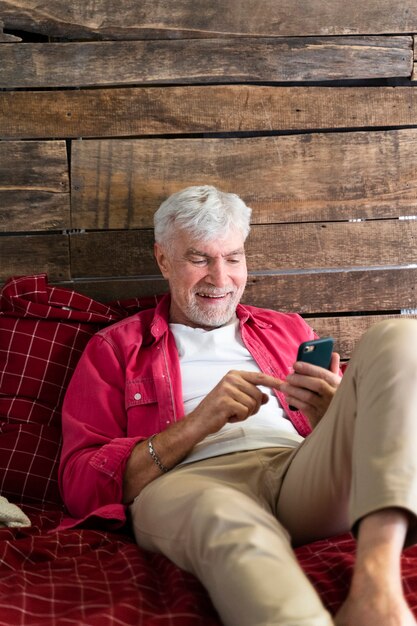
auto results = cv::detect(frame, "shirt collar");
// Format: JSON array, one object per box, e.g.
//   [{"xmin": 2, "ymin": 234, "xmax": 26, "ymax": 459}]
[
  {"xmin": 150, "ymin": 293, "xmax": 171, "ymax": 339},
  {"xmin": 236, "ymin": 303, "xmax": 272, "ymax": 329}
]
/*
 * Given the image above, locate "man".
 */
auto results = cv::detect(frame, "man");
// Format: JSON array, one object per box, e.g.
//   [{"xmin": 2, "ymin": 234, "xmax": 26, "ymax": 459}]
[{"xmin": 60, "ymin": 185, "xmax": 417, "ymax": 626}]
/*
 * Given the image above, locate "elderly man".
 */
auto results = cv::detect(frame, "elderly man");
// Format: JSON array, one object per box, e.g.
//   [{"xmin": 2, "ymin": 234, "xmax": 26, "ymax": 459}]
[{"xmin": 60, "ymin": 185, "xmax": 417, "ymax": 626}]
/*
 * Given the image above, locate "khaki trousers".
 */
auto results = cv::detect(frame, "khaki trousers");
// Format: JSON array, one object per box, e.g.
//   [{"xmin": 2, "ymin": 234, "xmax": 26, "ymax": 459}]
[{"xmin": 130, "ymin": 319, "xmax": 417, "ymax": 626}]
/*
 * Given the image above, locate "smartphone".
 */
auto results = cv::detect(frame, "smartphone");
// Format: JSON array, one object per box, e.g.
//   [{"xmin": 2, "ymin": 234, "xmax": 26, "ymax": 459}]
[
  {"xmin": 288, "ymin": 337, "xmax": 334, "ymax": 410},
  {"xmin": 296, "ymin": 337, "xmax": 334, "ymax": 370}
]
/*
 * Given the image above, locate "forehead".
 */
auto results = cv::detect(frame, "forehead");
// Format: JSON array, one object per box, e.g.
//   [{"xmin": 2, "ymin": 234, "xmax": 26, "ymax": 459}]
[{"xmin": 173, "ymin": 227, "xmax": 246, "ymax": 256}]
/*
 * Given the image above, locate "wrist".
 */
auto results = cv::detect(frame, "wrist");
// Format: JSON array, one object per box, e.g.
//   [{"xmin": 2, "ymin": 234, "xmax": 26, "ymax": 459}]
[
  {"xmin": 183, "ymin": 409, "xmax": 213, "ymax": 442},
  {"xmin": 147, "ymin": 434, "xmax": 170, "ymax": 473}
]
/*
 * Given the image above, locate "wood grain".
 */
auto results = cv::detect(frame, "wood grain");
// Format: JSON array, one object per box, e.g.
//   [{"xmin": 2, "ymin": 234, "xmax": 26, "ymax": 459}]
[
  {"xmin": 4, "ymin": 86, "xmax": 417, "ymax": 140},
  {"xmin": 0, "ymin": 141, "xmax": 70, "ymax": 232},
  {"xmin": 1, "ymin": 0, "xmax": 416, "ymax": 39},
  {"xmin": 0, "ymin": 141, "xmax": 69, "ymax": 190},
  {"xmin": 0, "ymin": 235, "xmax": 70, "ymax": 282},
  {"xmin": 242, "ymin": 268, "xmax": 417, "ymax": 313},
  {"xmin": 71, "ymin": 130, "xmax": 417, "ymax": 228},
  {"xmin": 57, "ymin": 267, "xmax": 417, "ymax": 316},
  {"xmin": 0, "ymin": 37, "xmax": 411, "ymax": 88},
  {"xmin": 63, "ymin": 278, "xmax": 169, "ymax": 304},
  {"xmin": 69, "ymin": 221, "xmax": 417, "ymax": 278},
  {"xmin": 247, "ymin": 221, "xmax": 417, "ymax": 270},
  {"xmin": 70, "ymin": 231, "xmax": 158, "ymax": 277},
  {"xmin": 0, "ymin": 191, "xmax": 71, "ymax": 232},
  {"xmin": 308, "ymin": 314, "xmax": 417, "ymax": 359}
]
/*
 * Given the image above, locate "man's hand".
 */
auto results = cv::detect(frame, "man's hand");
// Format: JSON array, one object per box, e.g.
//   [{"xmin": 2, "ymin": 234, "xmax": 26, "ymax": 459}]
[
  {"xmin": 123, "ymin": 370, "xmax": 283, "ymax": 503},
  {"xmin": 280, "ymin": 352, "xmax": 341, "ymax": 428},
  {"xmin": 186, "ymin": 370, "xmax": 283, "ymax": 439}
]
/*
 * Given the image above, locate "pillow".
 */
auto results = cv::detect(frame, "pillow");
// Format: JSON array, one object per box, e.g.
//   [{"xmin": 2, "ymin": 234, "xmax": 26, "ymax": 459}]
[{"xmin": 0, "ymin": 274, "xmax": 153, "ymax": 507}]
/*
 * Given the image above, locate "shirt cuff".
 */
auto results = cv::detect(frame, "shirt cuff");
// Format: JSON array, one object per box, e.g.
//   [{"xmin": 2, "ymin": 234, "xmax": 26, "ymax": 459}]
[{"xmin": 89, "ymin": 436, "xmax": 145, "ymax": 479}]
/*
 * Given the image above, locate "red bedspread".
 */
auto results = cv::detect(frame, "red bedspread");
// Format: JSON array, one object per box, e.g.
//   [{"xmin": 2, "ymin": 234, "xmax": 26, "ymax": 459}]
[
  {"xmin": 2, "ymin": 276, "xmax": 417, "ymax": 625},
  {"xmin": 0, "ymin": 506, "xmax": 220, "ymax": 626},
  {"xmin": 1, "ymin": 505, "xmax": 417, "ymax": 626}
]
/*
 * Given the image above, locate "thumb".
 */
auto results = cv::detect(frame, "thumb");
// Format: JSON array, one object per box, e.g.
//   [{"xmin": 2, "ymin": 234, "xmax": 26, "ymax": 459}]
[
  {"xmin": 261, "ymin": 393, "xmax": 269, "ymax": 405},
  {"xmin": 330, "ymin": 351, "xmax": 340, "ymax": 374}
]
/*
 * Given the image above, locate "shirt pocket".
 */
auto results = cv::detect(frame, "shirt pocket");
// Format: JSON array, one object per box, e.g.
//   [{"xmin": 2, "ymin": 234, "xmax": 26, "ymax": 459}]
[
  {"xmin": 125, "ymin": 378, "xmax": 159, "ymax": 437},
  {"xmin": 125, "ymin": 378, "xmax": 158, "ymax": 410}
]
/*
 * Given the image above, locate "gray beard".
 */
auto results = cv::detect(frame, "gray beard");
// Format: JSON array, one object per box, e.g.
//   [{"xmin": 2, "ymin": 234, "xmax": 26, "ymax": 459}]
[{"xmin": 185, "ymin": 291, "xmax": 243, "ymax": 327}]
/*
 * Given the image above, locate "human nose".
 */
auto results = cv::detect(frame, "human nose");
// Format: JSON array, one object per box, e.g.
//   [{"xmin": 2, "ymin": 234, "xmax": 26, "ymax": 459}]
[{"xmin": 207, "ymin": 259, "xmax": 228, "ymax": 287}]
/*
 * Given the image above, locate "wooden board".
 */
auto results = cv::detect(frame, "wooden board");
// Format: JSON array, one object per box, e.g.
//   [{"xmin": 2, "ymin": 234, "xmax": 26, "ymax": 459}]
[
  {"xmin": 61, "ymin": 267, "xmax": 417, "ymax": 316},
  {"xmin": 0, "ymin": 191, "xmax": 71, "ymax": 232},
  {"xmin": 51, "ymin": 274, "xmax": 417, "ymax": 358},
  {"xmin": 63, "ymin": 278, "xmax": 169, "ymax": 304},
  {"xmin": 69, "ymin": 221, "xmax": 417, "ymax": 278},
  {"xmin": 308, "ymin": 314, "xmax": 417, "ymax": 359},
  {"xmin": 242, "ymin": 268, "xmax": 417, "ymax": 313},
  {"xmin": 71, "ymin": 130, "xmax": 417, "ymax": 228},
  {"xmin": 70, "ymin": 231, "xmax": 158, "ymax": 278},
  {"xmin": 0, "ymin": 235, "xmax": 70, "ymax": 282},
  {"xmin": 0, "ymin": 141, "xmax": 70, "ymax": 232},
  {"xmin": 4, "ymin": 86, "xmax": 417, "ymax": 140},
  {"xmin": 0, "ymin": 141, "xmax": 69, "ymax": 190},
  {"xmin": 247, "ymin": 221, "xmax": 416, "ymax": 270},
  {"xmin": 1, "ymin": 0, "xmax": 417, "ymax": 39},
  {"xmin": 0, "ymin": 37, "xmax": 411, "ymax": 89}
]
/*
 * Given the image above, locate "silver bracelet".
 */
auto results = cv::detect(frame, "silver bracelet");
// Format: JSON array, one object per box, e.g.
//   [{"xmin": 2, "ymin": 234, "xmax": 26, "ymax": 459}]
[{"xmin": 148, "ymin": 434, "xmax": 169, "ymax": 473}]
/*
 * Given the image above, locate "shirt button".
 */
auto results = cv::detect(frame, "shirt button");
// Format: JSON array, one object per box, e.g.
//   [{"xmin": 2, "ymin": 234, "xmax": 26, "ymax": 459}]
[{"xmin": 134, "ymin": 393, "xmax": 142, "ymax": 400}]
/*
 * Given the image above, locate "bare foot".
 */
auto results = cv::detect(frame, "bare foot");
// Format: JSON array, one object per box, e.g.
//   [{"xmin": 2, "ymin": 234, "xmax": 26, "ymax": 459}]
[
  {"xmin": 336, "ymin": 509, "xmax": 417, "ymax": 626},
  {"xmin": 335, "ymin": 590, "xmax": 417, "ymax": 626}
]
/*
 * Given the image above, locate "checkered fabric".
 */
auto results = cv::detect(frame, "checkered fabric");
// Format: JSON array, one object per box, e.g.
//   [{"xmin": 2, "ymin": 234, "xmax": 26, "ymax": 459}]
[
  {"xmin": 1, "ymin": 275, "xmax": 417, "ymax": 624},
  {"xmin": 297, "ymin": 535, "xmax": 417, "ymax": 616},
  {"xmin": 0, "ymin": 506, "xmax": 222, "ymax": 626},
  {"xmin": 1, "ymin": 506, "xmax": 417, "ymax": 625},
  {"xmin": 0, "ymin": 275, "xmax": 154, "ymax": 507}
]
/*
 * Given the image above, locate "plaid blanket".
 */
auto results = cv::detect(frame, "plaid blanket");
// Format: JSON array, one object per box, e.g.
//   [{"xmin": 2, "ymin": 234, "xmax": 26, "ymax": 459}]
[
  {"xmin": 1, "ymin": 275, "xmax": 417, "ymax": 624},
  {"xmin": 1, "ymin": 505, "xmax": 417, "ymax": 625}
]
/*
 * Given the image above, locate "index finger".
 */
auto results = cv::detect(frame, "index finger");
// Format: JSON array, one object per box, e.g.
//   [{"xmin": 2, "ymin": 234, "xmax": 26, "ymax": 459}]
[{"xmin": 237, "ymin": 370, "xmax": 284, "ymax": 390}]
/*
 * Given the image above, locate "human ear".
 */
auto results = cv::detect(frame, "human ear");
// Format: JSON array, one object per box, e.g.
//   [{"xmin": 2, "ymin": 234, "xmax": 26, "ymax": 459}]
[{"xmin": 154, "ymin": 243, "xmax": 171, "ymax": 279}]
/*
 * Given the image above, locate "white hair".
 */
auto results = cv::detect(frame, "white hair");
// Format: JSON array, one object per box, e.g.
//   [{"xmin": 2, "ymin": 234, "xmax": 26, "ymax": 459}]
[{"xmin": 153, "ymin": 185, "xmax": 252, "ymax": 246}]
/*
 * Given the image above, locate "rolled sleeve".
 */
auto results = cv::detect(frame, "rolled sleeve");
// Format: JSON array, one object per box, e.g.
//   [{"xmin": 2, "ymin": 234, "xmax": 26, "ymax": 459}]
[{"xmin": 89, "ymin": 436, "xmax": 143, "ymax": 477}]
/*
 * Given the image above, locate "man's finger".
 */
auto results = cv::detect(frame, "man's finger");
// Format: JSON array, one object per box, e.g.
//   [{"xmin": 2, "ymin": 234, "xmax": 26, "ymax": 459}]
[
  {"xmin": 292, "ymin": 361, "xmax": 338, "ymax": 385},
  {"xmin": 236, "ymin": 370, "xmax": 283, "ymax": 390},
  {"xmin": 330, "ymin": 352, "xmax": 340, "ymax": 374}
]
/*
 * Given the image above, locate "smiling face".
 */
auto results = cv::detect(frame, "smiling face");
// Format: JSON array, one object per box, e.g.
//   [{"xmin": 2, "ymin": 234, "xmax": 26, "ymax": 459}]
[{"xmin": 154, "ymin": 227, "xmax": 248, "ymax": 329}]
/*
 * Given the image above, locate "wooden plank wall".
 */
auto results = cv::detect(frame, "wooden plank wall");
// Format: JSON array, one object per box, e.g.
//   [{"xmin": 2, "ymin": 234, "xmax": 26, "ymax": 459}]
[{"xmin": 1, "ymin": 0, "xmax": 417, "ymax": 359}]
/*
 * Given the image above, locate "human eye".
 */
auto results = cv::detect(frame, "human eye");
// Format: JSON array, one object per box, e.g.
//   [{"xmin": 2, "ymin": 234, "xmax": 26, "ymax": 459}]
[
  {"xmin": 189, "ymin": 257, "xmax": 208, "ymax": 266},
  {"xmin": 227, "ymin": 256, "xmax": 242, "ymax": 264}
]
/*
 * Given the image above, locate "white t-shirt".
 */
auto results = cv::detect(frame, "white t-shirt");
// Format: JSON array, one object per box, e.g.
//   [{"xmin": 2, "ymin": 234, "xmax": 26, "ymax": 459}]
[{"xmin": 170, "ymin": 319, "xmax": 303, "ymax": 465}]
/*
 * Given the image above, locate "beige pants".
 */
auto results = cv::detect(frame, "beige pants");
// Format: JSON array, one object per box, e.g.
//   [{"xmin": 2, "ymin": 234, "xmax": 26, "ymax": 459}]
[{"xmin": 130, "ymin": 319, "xmax": 417, "ymax": 626}]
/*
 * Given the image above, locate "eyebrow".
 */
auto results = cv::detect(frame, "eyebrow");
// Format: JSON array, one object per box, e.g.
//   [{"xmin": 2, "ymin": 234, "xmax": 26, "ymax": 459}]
[{"xmin": 186, "ymin": 247, "xmax": 245, "ymax": 258}]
